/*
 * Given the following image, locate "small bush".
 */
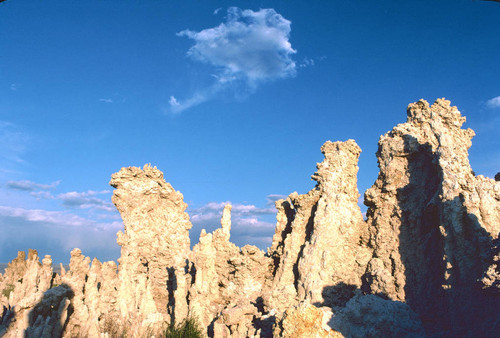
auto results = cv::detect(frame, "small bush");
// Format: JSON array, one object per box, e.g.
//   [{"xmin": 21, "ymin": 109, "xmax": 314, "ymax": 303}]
[
  {"xmin": 164, "ymin": 317, "xmax": 203, "ymax": 338},
  {"xmin": 102, "ymin": 317, "xmax": 128, "ymax": 338},
  {"xmin": 2, "ymin": 284, "xmax": 14, "ymax": 299}
]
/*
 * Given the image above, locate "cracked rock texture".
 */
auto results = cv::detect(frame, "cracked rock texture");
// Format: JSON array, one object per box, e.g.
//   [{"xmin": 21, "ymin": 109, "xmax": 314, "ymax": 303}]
[
  {"xmin": 363, "ymin": 99, "xmax": 499, "ymax": 335},
  {"xmin": 1, "ymin": 99, "xmax": 498, "ymax": 337},
  {"xmin": 110, "ymin": 164, "xmax": 193, "ymax": 335}
]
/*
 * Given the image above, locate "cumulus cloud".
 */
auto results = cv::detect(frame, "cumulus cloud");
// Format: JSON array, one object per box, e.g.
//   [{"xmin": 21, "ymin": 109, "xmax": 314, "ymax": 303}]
[
  {"xmin": 171, "ymin": 7, "xmax": 296, "ymax": 113},
  {"xmin": 6, "ymin": 179, "xmax": 61, "ymax": 191},
  {"xmin": 486, "ymin": 96, "xmax": 500, "ymax": 109}
]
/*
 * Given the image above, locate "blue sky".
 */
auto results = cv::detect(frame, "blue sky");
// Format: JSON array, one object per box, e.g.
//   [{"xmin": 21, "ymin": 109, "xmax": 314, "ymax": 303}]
[{"xmin": 0, "ymin": 0, "xmax": 499, "ymax": 264}]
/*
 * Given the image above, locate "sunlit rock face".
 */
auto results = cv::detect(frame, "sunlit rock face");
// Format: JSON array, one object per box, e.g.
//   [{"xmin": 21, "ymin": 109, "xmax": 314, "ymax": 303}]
[
  {"xmin": 0, "ymin": 99, "xmax": 498, "ymax": 337},
  {"xmin": 110, "ymin": 164, "xmax": 193, "ymax": 333},
  {"xmin": 265, "ymin": 140, "xmax": 371, "ymax": 314}
]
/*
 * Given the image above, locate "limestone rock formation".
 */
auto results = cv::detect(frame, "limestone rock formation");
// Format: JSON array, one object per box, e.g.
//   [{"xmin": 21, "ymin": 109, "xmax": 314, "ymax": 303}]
[
  {"xmin": 110, "ymin": 164, "xmax": 193, "ymax": 333},
  {"xmin": 189, "ymin": 204, "xmax": 274, "ymax": 336},
  {"xmin": 329, "ymin": 294, "xmax": 426, "ymax": 337},
  {"xmin": 296, "ymin": 141, "xmax": 371, "ymax": 307},
  {"xmin": 363, "ymin": 99, "xmax": 499, "ymax": 335},
  {"xmin": 265, "ymin": 140, "xmax": 371, "ymax": 315},
  {"xmin": 0, "ymin": 99, "xmax": 498, "ymax": 337},
  {"xmin": 273, "ymin": 301, "xmax": 343, "ymax": 337}
]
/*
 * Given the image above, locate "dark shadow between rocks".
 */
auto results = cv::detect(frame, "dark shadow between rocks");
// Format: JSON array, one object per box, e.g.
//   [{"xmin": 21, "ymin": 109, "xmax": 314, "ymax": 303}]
[
  {"xmin": 0, "ymin": 304, "xmax": 16, "ymax": 336},
  {"xmin": 322, "ymin": 283, "xmax": 426, "ymax": 337},
  {"xmin": 25, "ymin": 283, "xmax": 74, "ymax": 338},
  {"xmin": 293, "ymin": 202, "xmax": 317, "ymax": 291},
  {"xmin": 166, "ymin": 266, "xmax": 177, "ymax": 325},
  {"xmin": 397, "ymin": 135, "xmax": 498, "ymax": 336}
]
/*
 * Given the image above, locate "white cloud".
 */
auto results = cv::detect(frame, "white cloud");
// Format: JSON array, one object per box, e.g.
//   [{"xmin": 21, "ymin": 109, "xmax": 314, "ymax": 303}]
[
  {"xmin": 99, "ymin": 98, "xmax": 113, "ymax": 103},
  {"xmin": 30, "ymin": 191, "xmax": 54, "ymax": 200},
  {"xmin": 3, "ymin": 178, "xmax": 115, "ymax": 214},
  {"xmin": 213, "ymin": 7, "xmax": 222, "ymax": 15},
  {"xmin": 299, "ymin": 57, "xmax": 315, "ymax": 68},
  {"xmin": 486, "ymin": 96, "xmax": 500, "ymax": 109},
  {"xmin": 0, "ymin": 205, "xmax": 123, "ymax": 263},
  {"xmin": 6, "ymin": 179, "xmax": 61, "ymax": 191},
  {"xmin": 179, "ymin": 7, "xmax": 296, "ymax": 82},
  {"xmin": 0, "ymin": 205, "xmax": 93, "ymax": 227},
  {"xmin": 169, "ymin": 96, "xmax": 180, "ymax": 107},
  {"xmin": 57, "ymin": 190, "xmax": 115, "ymax": 212},
  {"xmin": 171, "ymin": 7, "xmax": 296, "ymax": 113},
  {"xmin": 10, "ymin": 84, "xmax": 17, "ymax": 91},
  {"xmin": 266, "ymin": 194, "xmax": 287, "ymax": 205}
]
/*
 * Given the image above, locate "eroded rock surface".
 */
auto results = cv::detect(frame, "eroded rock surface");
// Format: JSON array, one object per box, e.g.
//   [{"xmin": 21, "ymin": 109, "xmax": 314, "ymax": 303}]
[
  {"xmin": 1, "ymin": 99, "xmax": 498, "ymax": 337},
  {"xmin": 363, "ymin": 99, "xmax": 499, "ymax": 334},
  {"xmin": 110, "ymin": 164, "xmax": 193, "ymax": 334}
]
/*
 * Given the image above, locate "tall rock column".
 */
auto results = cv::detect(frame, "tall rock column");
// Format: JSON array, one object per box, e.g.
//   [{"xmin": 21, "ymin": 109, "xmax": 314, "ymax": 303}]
[
  {"xmin": 296, "ymin": 140, "xmax": 370, "ymax": 307},
  {"xmin": 266, "ymin": 140, "xmax": 370, "ymax": 312},
  {"xmin": 110, "ymin": 164, "xmax": 192, "ymax": 330},
  {"xmin": 363, "ymin": 99, "xmax": 499, "ymax": 334}
]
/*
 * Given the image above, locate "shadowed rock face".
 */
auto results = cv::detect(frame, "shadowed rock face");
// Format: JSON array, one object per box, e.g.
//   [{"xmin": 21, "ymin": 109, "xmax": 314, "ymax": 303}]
[
  {"xmin": 0, "ymin": 99, "xmax": 498, "ymax": 337},
  {"xmin": 363, "ymin": 99, "xmax": 499, "ymax": 334}
]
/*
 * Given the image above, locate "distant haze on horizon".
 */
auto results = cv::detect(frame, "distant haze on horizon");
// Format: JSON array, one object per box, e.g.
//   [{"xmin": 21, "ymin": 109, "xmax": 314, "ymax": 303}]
[{"xmin": 0, "ymin": 0, "xmax": 499, "ymax": 265}]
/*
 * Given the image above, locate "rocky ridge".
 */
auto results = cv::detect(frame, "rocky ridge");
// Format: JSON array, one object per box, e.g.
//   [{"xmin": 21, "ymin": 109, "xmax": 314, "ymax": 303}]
[{"xmin": 1, "ymin": 99, "xmax": 498, "ymax": 337}]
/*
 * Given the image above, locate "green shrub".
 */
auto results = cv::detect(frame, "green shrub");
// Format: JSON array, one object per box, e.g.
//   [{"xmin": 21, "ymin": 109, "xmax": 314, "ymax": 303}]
[
  {"xmin": 164, "ymin": 317, "xmax": 203, "ymax": 338},
  {"xmin": 2, "ymin": 284, "xmax": 14, "ymax": 299}
]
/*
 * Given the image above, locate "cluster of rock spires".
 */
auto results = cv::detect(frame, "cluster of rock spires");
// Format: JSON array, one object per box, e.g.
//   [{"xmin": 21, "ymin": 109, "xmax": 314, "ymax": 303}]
[{"xmin": 1, "ymin": 99, "xmax": 498, "ymax": 337}]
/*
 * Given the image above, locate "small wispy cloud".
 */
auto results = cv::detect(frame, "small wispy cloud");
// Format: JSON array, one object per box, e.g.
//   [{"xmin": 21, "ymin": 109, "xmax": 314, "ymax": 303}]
[
  {"xmin": 170, "ymin": 7, "xmax": 297, "ymax": 113},
  {"xmin": 57, "ymin": 190, "xmax": 114, "ymax": 212},
  {"xmin": 266, "ymin": 194, "xmax": 287, "ymax": 206},
  {"xmin": 486, "ymin": 96, "xmax": 500, "ymax": 109},
  {"xmin": 6, "ymin": 179, "xmax": 61, "ymax": 191},
  {"xmin": 169, "ymin": 96, "xmax": 180, "ymax": 107},
  {"xmin": 0, "ymin": 205, "xmax": 93, "ymax": 228},
  {"xmin": 299, "ymin": 58, "xmax": 315, "ymax": 68},
  {"xmin": 99, "ymin": 98, "xmax": 113, "ymax": 103},
  {"xmin": 5, "ymin": 179, "xmax": 116, "ymax": 214},
  {"xmin": 0, "ymin": 121, "xmax": 30, "ymax": 177},
  {"xmin": 10, "ymin": 84, "xmax": 17, "ymax": 91}
]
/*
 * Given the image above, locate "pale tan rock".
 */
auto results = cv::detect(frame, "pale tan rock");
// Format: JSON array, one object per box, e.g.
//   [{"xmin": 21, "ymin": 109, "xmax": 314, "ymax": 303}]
[
  {"xmin": 110, "ymin": 164, "xmax": 192, "ymax": 333},
  {"xmin": 0, "ymin": 250, "xmax": 57, "ymax": 337},
  {"xmin": 266, "ymin": 191, "xmax": 321, "ymax": 312},
  {"xmin": 266, "ymin": 140, "xmax": 370, "ymax": 312},
  {"xmin": 297, "ymin": 140, "xmax": 370, "ymax": 307},
  {"xmin": 189, "ymin": 204, "xmax": 273, "ymax": 336},
  {"xmin": 274, "ymin": 301, "xmax": 343, "ymax": 338}
]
